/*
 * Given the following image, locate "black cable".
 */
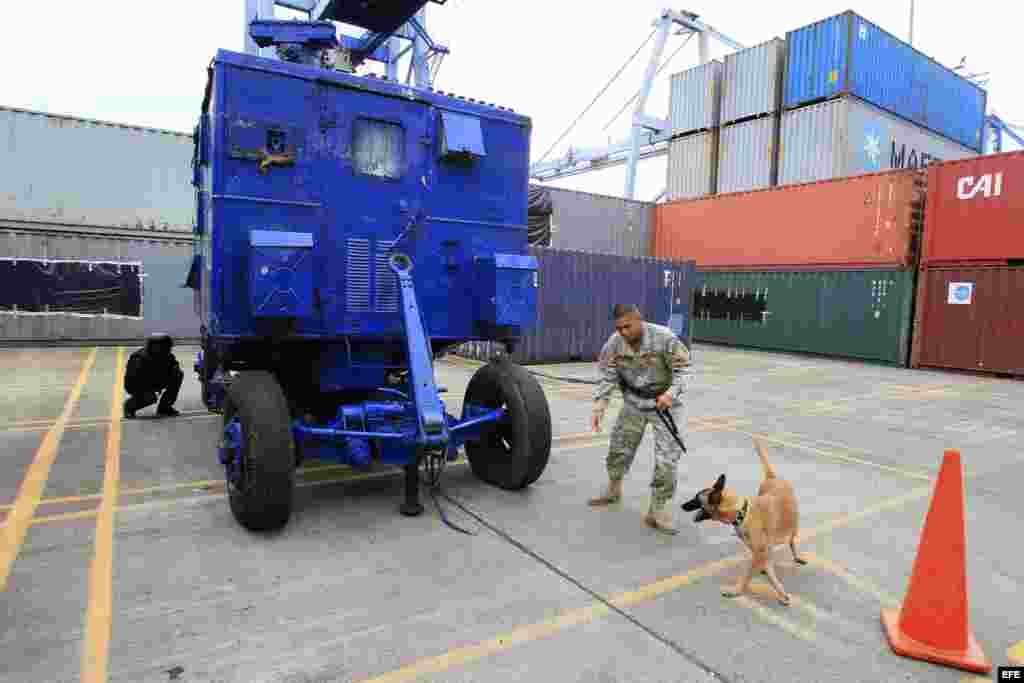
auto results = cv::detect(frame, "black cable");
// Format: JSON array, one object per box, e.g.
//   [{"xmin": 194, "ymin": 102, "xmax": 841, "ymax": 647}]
[
  {"xmin": 525, "ymin": 368, "xmax": 600, "ymax": 385},
  {"xmin": 535, "ymin": 27, "xmax": 659, "ymax": 166},
  {"xmin": 601, "ymin": 32, "xmax": 694, "ymax": 134},
  {"xmin": 438, "ymin": 490, "xmax": 732, "ymax": 682}
]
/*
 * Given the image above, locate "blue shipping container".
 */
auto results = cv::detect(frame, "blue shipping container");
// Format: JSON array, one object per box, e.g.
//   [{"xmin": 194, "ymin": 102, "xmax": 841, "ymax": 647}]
[
  {"xmin": 456, "ymin": 247, "xmax": 696, "ymax": 364},
  {"xmin": 783, "ymin": 11, "xmax": 987, "ymax": 152}
]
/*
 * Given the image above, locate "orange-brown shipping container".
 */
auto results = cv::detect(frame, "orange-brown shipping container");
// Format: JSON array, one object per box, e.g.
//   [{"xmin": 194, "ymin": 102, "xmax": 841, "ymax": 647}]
[
  {"xmin": 920, "ymin": 150, "xmax": 1024, "ymax": 265},
  {"xmin": 909, "ymin": 264, "xmax": 1024, "ymax": 376},
  {"xmin": 652, "ymin": 168, "xmax": 926, "ymax": 268}
]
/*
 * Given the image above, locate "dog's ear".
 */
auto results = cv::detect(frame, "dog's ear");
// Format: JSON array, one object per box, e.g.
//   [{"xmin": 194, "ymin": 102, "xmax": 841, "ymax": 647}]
[{"xmin": 708, "ymin": 474, "xmax": 726, "ymax": 506}]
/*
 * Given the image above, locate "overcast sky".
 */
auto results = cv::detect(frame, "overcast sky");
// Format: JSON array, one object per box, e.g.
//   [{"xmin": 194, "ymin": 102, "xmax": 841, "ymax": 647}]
[{"xmin": 4, "ymin": 1, "xmax": 1021, "ymax": 202}]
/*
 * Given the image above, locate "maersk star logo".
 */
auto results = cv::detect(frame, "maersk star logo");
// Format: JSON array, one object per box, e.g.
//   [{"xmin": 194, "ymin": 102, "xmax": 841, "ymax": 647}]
[{"xmin": 863, "ymin": 132, "xmax": 882, "ymax": 170}]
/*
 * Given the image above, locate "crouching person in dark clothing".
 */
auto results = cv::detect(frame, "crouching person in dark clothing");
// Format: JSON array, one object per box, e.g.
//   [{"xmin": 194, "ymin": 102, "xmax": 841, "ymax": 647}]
[{"xmin": 124, "ymin": 333, "xmax": 184, "ymax": 419}]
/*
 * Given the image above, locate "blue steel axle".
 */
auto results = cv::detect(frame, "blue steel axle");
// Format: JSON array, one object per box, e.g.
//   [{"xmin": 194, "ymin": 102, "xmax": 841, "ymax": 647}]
[{"xmin": 219, "ymin": 402, "xmax": 505, "ymax": 476}]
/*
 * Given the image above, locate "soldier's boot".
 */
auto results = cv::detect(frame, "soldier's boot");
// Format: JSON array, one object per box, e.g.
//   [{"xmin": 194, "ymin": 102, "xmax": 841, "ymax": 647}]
[
  {"xmin": 644, "ymin": 499, "xmax": 678, "ymax": 535},
  {"xmin": 587, "ymin": 478, "xmax": 623, "ymax": 506}
]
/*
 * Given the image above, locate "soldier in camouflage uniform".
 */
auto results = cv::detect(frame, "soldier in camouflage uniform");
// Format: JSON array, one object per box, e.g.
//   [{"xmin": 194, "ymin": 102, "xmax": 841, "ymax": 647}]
[{"xmin": 589, "ymin": 304, "xmax": 693, "ymax": 535}]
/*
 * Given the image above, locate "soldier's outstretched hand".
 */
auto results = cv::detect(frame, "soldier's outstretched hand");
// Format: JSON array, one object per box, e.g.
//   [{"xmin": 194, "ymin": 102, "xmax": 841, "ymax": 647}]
[{"xmin": 592, "ymin": 408, "xmax": 604, "ymax": 433}]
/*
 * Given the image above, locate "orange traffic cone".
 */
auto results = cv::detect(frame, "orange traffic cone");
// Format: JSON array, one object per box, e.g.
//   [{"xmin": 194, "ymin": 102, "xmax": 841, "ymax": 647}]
[{"xmin": 881, "ymin": 449, "xmax": 991, "ymax": 674}]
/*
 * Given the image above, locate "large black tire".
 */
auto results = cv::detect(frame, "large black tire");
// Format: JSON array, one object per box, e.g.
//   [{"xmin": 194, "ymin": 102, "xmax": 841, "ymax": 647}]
[
  {"xmin": 222, "ymin": 370, "xmax": 296, "ymax": 532},
  {"xmin": 463, "ymin": 359, "xmax": 552, "ymax": 490}
]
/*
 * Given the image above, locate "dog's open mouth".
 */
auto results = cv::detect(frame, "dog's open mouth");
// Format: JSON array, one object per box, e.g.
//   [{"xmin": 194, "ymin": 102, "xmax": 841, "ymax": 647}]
[{"xmin": 680, "ymin": 498, "xmax": 711, "ymax": 522}]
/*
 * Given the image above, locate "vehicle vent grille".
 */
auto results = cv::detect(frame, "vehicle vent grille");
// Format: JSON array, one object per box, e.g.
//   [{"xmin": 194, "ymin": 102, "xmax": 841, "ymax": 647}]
[
  {"xmin": 346, "ymin": 238, "xmax": 371, "ymax": 312},
  {"xmin": 374, "ymin": 240, "xmax": 399, "ymax": 313}
]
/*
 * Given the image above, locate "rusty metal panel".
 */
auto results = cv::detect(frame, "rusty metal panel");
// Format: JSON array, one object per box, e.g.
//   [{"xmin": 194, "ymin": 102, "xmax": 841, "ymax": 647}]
[
  {"xmin": 921, "ymin": 150, "xmax": 1024, "ymax": 265},
  {"xmin": 0, "ymin": 106, "xmax": 194, "ymax": 233},
  {"xmin": 778, "ymin": 96, "xmax": 976, "ymax": 187},
  {"xmin": 720, "ymin": 38, "xmax": 786, "ymax": 125},
  {"xmin": 910, "ymin": 265, "xmax": 1024, "ymax": 375},
  {"xmin": 0, "ymin": 226, "xmax": 198, "ymax": 343},
  {"xmin": 541, "ymin": 185, "xmax": 654, "ymax": 259},
  {"xmin": 654, "ymin": 168, "xmax": 926, "ymax": 268},
  {"xmin": 717, "ymin": 115, "xmax": 779, "ymax": 195},
  {"xmin": 666, "ymin": 130, "xmax": 718, "ymax": 201},
  {"xmin": 669, "ymin": 60, "xmax": 723, "ymax": 136}
]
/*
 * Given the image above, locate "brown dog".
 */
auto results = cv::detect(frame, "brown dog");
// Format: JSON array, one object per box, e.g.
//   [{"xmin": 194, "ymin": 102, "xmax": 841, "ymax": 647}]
[{"xmin": 680, "ymin": 437, "xmax": 806, "ymax": 605}]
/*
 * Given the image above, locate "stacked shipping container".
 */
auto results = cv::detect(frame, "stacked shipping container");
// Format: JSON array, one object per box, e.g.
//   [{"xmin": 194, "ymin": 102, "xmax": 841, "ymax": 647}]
[
  {"xmin": 653, "ymin": 9, "xmax": 995, "ymax": 368},
  {"xmin": 910, "ymin": 151, "xmax": 1024, "ymax": 376},
  {"xmin": 456, "ymin": 246, "xmax": 696, "ymax": 365},
  {"xmin": 716, "ymin": 39, "xmax": 786, "ymax": 194},
  {"xmin": 665, "ymin": 11, "xmax": 987, "ymax": 199},
  {"xmin": 0, "ymin": 106, "xmax": 195, "ymax": 233},
  {"xmin": 778, "ymin": 11, "xmax": 985, "ymax": 186},
  {"xmin": 666, "ymin": 61, "xmax": 723, "ymax": 200},
  {"xmin": 531, "ymin": 184, "xmax": 655, "ymax": 259},
  {"xmin": 654, "ymin": 169, "xmax": 927, "ymax": 364},
  {"xmin": 0, "ymin": 105, "xmax": 200, "ymax": 344}
]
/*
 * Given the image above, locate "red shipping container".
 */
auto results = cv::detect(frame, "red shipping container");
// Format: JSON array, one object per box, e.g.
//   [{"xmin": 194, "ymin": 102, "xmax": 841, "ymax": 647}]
[
  {"xmin": 921, "ymin": 150, "xmax": 1024, "ymax": 265},
  {"xmin": 652, "ymin": 168, "xmax": 926, "ymax": 268},
  {"xmin": 909, "ymin": 264, "xmax": 1024, "ymax": 376}
]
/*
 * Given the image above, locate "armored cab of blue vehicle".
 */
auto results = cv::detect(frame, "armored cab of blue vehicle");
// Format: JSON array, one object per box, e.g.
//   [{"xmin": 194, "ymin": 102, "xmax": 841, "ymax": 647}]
[{"xmin": 190, "ymin": 25, "xmax": 551, "ymax": 532}]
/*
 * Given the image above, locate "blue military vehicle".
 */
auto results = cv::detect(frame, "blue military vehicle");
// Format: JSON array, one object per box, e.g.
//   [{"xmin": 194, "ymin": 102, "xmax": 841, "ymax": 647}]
[{"xmin": 190, "ymin": 3, "xmax": 551, "ymax": 531}]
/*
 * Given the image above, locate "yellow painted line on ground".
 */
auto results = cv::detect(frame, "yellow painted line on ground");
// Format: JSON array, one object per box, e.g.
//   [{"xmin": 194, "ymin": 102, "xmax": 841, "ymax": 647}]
[
  {"xmin": 0, "ymin": 347, "xmax": 97, "ymax": 591},
  {"xmin": 81, "ymin": 347, "xmax": 125, "ymax": 683},
  {"xmin": 354, "ymin": 482, "xmax": 943, "ymax": 683},
  {"xmin": 0, "ymin": 462, "xmax": 364, "ymax": 512},
  {"xmin": 0, "ymin": 410, "xmax": 216, "ymax": 434},
  {"xmin": 734, "ymin": 594, "xmax": 816, "ymax": 642},
  {"xmin": 1009, "ymin": 640, "xmax": 1024, "ymax": 664},
  {"xmin": 29, "ymin": 509, "xmax": 99, "ymax": 526},
  {"xmin": 5, "ymin": 423, "xmax": 738, "ymax": 529},
  {"xmin": 729, "ymin": 429, "xmax": 933, "ymax": 482},
  {"xmin": 800, "ymin": 552, "xmax": 900, "ymax": 609},
  {"xmin": 0, "ymin": 431, "xmax": 609, "ymax": 513}
]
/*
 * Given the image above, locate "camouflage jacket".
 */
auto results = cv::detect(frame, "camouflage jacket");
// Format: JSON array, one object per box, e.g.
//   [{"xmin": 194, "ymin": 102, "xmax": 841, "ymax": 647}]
[{"xmin": 593, "ymin": 322, "xmax": 692, "ymax": 411}]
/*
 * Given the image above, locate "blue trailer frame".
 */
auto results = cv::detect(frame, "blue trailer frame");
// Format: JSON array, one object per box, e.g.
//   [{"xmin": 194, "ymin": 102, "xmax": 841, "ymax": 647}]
[{"xmin": 190, "ymin": 19, "xmax": 551, "ymax": 531}]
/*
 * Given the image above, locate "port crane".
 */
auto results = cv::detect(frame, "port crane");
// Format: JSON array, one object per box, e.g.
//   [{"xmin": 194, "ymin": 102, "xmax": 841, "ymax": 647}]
[{"xmin": 528, "ymin": 9, "xmax": 745, "ymax": 201}]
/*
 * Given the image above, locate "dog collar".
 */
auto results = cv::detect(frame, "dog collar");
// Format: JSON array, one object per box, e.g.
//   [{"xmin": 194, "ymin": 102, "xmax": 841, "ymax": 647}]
[{"xmin": 732, "ymin": 500, "xmax": 749, "ymax": 529}]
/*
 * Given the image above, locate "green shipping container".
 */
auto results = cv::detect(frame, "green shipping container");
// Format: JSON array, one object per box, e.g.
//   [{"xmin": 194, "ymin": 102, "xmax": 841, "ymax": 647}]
[{"xmin": 692, "ymin": 268, "xmax": 916, "ymax": 366}]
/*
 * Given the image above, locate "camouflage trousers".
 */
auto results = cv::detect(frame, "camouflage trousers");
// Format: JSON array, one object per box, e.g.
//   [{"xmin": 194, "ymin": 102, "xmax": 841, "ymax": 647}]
[{"xmin": 606, "ymin": 402, "xmax": 687, "ymax": 508}]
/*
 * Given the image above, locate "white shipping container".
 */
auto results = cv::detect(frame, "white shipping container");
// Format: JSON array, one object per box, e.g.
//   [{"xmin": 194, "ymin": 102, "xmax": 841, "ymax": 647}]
[
  {"xmin": 669, "ymin": 61, "xmax": 723, "ymax": 136},
  {"xmin": 0, "ymin": 106, "xmax": 195, "ymax": 232},
  {"xmin": 717, "ymin": 116, "xmax": 779, "ymax": 194},
  {"xmin": 667, "ymin": 131, "xmax": 718, "ymax": 201},
  {"xmin": 778, "ymin": 96, "xmax": 977, "ymax": 187},
  {"xmin": 720, "ymin": 38, "xmax": 786, "ymax": 125}
]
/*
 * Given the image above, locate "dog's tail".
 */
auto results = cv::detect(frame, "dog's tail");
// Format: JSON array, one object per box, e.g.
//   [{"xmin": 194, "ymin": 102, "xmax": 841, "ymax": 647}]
[{"xmin": 753, "ymin": 438, "xmax": 777, "ymax": 479}]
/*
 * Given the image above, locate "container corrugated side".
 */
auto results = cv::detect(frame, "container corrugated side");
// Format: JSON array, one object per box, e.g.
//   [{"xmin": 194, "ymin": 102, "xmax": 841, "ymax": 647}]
[
  {"xmin": 783, "ymin": 11, "xmax": 987, "ymax": 151},
  {"xmin": 666, "ymin": 131, "xmax": 718, "ymax": 201},
  {"xmin": 777, "ymin": 96, "xmax": 976, "ymax": 187},
  {"xmin": 456, "ymin": 247, "xmax": 697, "ymax": 364},
  {"xmin": 541, "ymin": 185, "xmax": 654, "ymax": 259},
  {"xmin": 910, "ymin": 264, "xmax": 1024, "ymax": 375},
  {"xmin": 717, "ymin": 116, "xmax": 779, "ymax": 194},
  {"xmin": 669, "ymin": 60, "xmax": 723, "ymax": 136},
  {"xmin": 0, "ymin": 226, "xmax": 199, "ymax": 343},
  {"xmin": 921, "ymin": 151, "xmax": 1024, "ymax": 265},
  {"xmin": 0, "ymin": 106, "xmax": 195, "ymax": 233},
  {"xmin": 720, "ymin": 38, "xmax": 786, "ymax": 125},
  {"xmin": 693, "ymin": 267, "xmax": 916, "ymax": 365},
  {"xmin": 653, "ymin": 168, "xmax": 925, "ymax": 268}
]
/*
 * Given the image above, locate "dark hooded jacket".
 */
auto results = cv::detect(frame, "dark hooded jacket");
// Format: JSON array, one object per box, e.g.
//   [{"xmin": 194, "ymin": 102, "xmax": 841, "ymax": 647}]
[{"xmin": 124, "ymin": 335, "xmax": 181, "ymax": 396}]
